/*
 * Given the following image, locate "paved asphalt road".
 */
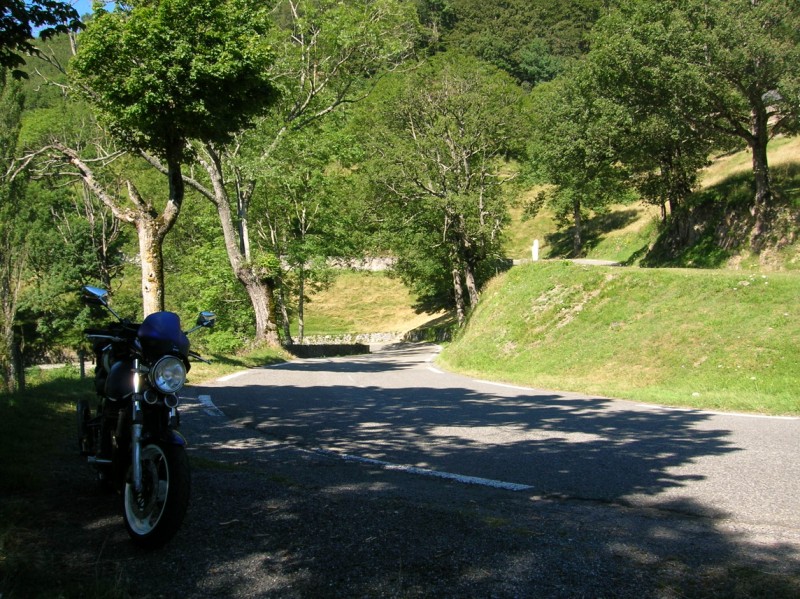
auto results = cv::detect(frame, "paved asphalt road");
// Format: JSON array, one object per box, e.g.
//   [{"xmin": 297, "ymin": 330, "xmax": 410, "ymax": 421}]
[{"xmin": 196, "ymin": 343, "xmax": 800, "ymax": 534}]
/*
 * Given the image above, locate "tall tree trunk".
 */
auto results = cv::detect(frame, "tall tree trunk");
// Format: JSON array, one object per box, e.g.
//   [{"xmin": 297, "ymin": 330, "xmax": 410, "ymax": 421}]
[
  {"xmin": 452, "ymin": 267, "xmax": 466, "ymax": 326},
  {"xmin": 195, "ymin": 146, "xmax": 281, "ymax": 346},
  {"xmin": 237, "ymin": 182, "xmax": 252, "ymax": 261},
  {"xmin": 137, "ymin": 219, "xmax": 166, "ymax": 316},
  {"xmin": 297, "ymin": 269, "xmax": 306, "ymax": 343},
  {"xmin": 464, "ymin": 262, "xmax": 479, "ymax": 308},
  {"xmin": 53, "ymin": 143, "xmax": 184, "ymax": 315},
  {"xmin": 10, "ymin": 330, "xmax": 24, "ymax": 392},
  {"xmin": 215, "ymin": 192, "xmax": 280, "ymax": 345},
  {"xmin": 127, "ymin": 160, "xmax": 183, "ymax": 315},
  {"xmin": 0, "ymin": 316, "xmax": 15, "ymax": 394},
  {"xmin": 277, "ymin": 283, "xmax": 294, "ymax": 345},
  {"xmin": 0, "ymin": 242, "xmax": 26, "ymax": 393},
  {"xmin": 0, "ymin": 311, "xmax": 23, "ymax": 392},
  {"xmin": 572, "ymin": 197, "xmax": 583, "ymax": 256},
  {"xmin": 749, "ymin": 103, "xmax": 772, "ymax": 246}
]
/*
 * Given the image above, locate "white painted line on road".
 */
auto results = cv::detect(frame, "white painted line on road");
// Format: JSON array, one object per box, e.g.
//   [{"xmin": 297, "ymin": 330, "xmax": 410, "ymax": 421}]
[
  {"xmin": 427, "ymin": 366, "xmax": 444, "ymax": 374},
  {"xmin": 636, "ymin": 404, "xmax": 799, "ymax": 420},
  {"xmin": 426, "ymin": 348, "xmax": 442, "ymax": 362},
  {"xmin": 311, "ymin": 448, "xmax": 534, "ymax": 492},
  {"xmin": 217, "ymin": 371, "xmax": 248, "ymax": 382},
  {"xmin": 197, "ymin": 394, "xmax": 225, "ymax": 417},
  {"xmin": 474, "ymin": 379, "xmax": 537, "ymax": 392}
]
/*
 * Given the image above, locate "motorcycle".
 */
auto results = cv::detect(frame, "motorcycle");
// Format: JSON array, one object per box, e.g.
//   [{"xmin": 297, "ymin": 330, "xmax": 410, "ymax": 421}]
[{"xmin": 77, "ymin": 286, "xmax": 215, "ymax": 549}]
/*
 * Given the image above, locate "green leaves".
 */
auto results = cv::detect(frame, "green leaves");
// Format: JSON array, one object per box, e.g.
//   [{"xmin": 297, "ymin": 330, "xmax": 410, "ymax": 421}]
[
  {"xmin": 0, "ymin": 0, "xmax": 82, "ymax": 78},
  {"xmin": 359, "ymin": 52, "xmax": 526, "ymax": 312},
  {"xmin": 70, "ymin": 0, "xmax": 279, "ymax": 161},
  {"xmin": 583, "ymin": 0, "xmax": 800, "ymax": 223}
]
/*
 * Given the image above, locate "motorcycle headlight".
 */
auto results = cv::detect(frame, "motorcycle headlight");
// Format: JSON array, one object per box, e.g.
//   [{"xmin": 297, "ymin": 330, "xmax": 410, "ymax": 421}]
[{"xmin": 149, "ymin": 356, "xmax": 187, "ymax": 394}]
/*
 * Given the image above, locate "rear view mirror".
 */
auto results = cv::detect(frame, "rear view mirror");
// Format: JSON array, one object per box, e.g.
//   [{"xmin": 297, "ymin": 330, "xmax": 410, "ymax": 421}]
[
  {"xmin": 197, "ymin": 311, "xmax": 216, "ymax": 328},
  {"xmin": 82, "ymin": 286, "xmax": 109, "ymax": 306}
]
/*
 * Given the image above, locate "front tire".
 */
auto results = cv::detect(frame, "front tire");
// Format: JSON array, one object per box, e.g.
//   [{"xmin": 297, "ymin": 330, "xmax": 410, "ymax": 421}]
[{"xmin": 123, "ymin": 441, "xmax": 190, "ymax": 549}]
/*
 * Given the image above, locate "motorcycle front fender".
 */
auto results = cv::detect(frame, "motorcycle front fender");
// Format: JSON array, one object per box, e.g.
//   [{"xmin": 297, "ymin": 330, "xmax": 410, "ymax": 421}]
[
  {"xmin": 141, "ymin": 428, "xmax": 187, "ymax": 448},
  {"xmin": 168, "ymin": 430, "xmax": 188, "ymax": 447}
]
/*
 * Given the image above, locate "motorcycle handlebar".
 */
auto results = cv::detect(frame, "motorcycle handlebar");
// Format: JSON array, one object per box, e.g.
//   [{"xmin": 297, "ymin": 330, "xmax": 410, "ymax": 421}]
[{"xmin": 188, "ymin": 350, "xmax": 211, "ymax": 364}]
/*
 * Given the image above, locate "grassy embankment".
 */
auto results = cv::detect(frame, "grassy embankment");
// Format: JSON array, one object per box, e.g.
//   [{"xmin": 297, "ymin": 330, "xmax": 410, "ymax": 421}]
[{"xmin": 439, "ymin": 261, "xmax": 799, "ymax": 415}]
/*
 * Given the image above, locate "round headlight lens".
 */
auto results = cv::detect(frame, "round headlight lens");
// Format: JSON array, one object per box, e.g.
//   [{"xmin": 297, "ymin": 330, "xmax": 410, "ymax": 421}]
[{"xmin": 149, "ymin": 356, "xmax": 187, "ymax": 394}]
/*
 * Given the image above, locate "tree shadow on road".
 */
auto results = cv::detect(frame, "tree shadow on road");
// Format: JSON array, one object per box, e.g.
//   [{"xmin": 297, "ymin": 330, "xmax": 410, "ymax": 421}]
[{"xmin": 12, "ymin": 352, "xmax": 800, "ymax": 598}]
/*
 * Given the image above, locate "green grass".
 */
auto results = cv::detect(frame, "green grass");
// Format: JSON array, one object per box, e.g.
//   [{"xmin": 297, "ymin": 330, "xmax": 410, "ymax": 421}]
[
  {"xmin": 0, "ymin": 368, "xmax": 119, "ymax": 598},
  {"xmin": 187, "ymin": 345, "xmax": 289, "ymax": 383},
  {"xmin": 439, "ymin": 261, "xmax": 800, "ymax": 415},
  {"xmin": 295, "ymin": 270, "xmax": 442, "ymax": 337},
  {"xmin": 0, "ymin": 367, "xmax": 87, "ymax": 495}
]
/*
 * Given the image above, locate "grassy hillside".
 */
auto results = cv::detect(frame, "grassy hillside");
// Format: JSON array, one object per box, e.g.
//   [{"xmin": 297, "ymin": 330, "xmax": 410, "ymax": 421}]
[
  {"xmin": 439, "ymin": 261, "xmax": 799, "ymax": 415},
  {"xmin": 503, "ymin": 136, "xmax": 800, "ymax": 268},
  {"xmin": 297, "ymin": 270, "xmax": 441, "ymax": 337}
]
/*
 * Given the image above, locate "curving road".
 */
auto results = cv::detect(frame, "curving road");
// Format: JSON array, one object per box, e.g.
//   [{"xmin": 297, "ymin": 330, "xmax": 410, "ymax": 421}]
[{"xmin": 196, "ymin": 343, "xmax": 800, "ymax": 533}]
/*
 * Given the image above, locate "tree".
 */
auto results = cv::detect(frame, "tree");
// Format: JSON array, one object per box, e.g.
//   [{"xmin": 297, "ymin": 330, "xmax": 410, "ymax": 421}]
[
  {"xmin": 0, "ymin": 69, "xmax": 27, "ymax": 391},
  {"xmin": 0, "ymin": 0, "xmax": 81, "ymax": 78},
  {"xmin": 580, "ymin": 20, "xmax": 715, "ymax": 224},
  {"xmin": 528, "ymin": 68, "xmax": 629, "ymax": 257},
  {"xmin": 360, "ymin": 53, "xmax": 525, "ymax": 324},
  {"xmin": 177, "ymin": 0, "xmax": 419, "ymax": 345},
  {"xmin": 0, "ymin": 35, "xmax": 132, "ymax": 380},
  {"xmin": 588, "ymin": 0, "xmax": 800, "ymax": 242},
  {"xmin": 425, "ymin": 0, "xmax": 607, "ymax": 86},
  {"xmin": 255, "ymin": 118, "xmax": 359, "ymax": 343},
  {"xmin": 60, "ymin": 0, "xmax": 278, "ymax": 315}
]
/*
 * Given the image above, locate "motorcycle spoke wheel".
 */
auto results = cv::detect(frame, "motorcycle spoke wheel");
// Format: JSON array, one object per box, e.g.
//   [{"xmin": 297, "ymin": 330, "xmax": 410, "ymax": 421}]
[{"xmin": 123, "ymin": 442, "xmax": 190, "ymax": 549}]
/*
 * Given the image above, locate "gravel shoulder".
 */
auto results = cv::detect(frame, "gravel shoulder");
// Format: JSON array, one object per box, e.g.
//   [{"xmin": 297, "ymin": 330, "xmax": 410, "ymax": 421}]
[{"xmin": 18, "ymin": 393, "xmax": 800, "ymax": 599}]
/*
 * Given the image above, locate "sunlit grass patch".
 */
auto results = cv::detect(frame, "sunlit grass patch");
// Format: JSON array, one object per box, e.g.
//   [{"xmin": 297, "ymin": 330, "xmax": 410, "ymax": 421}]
[{"xmin": 440, "ymin": 262, "xmax": 800, "ymax": 415}]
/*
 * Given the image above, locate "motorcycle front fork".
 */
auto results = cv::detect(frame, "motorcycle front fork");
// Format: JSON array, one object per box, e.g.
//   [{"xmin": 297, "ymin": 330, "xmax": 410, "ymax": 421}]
[
  {"xmin": 132, "ymin": 360, "xmax": 144, "ymax": 494},
  {"xmin": 130, "ymin": 359, "xmax": 180, "ymax": 494}
]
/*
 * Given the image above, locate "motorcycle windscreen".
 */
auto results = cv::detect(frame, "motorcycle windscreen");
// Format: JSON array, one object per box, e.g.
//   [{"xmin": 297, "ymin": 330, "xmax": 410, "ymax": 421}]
[{"xmin": 137, "ymin": 312, "xmax": 190, "ymax": 358}]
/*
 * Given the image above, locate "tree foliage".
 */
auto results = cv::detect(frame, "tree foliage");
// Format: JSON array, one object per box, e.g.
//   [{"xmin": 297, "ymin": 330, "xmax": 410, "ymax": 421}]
[
  {"xmin": 60, "ymin": 0, "xmax": 281, "ymax": 315},
  {"xmin": 529, "ymin": 69, "xmax": 632, "ymax": 257},
  {"xmin": 70, "ymin": 0, "xmax": 278, "ymax": 162},
  {"xmin": 0, "ymin": 0, "xmax": 81, "ymax": 78},
  {"xmin": 181, "ymin": 0, "xmax": 419, "ymax": 346},
  {"xmin": 587, "ymin": 0, "xmax": 800, "ymax": 241},
  {"xmin": 418, "ymin": 0, "xmax": 608, "ymax": 85},
  {"xmin": 360, "ymin": 53, "xmax": 526, "ymax": 322},
  {"xmin": 254, "ymin": 117, "xmax": 360, "ymax": 342}
]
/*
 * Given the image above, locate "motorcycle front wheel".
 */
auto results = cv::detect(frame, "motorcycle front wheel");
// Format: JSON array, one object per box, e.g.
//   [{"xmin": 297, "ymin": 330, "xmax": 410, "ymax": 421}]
[{"xmin": 123, "ymin": 441, "xmax": 190, "ymax": 549}]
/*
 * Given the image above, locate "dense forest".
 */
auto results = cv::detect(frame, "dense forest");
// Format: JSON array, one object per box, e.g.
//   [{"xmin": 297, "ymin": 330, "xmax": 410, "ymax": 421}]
[{"xmin": 0, "ymin": 0, "xmax": 798, "ymax": 392}]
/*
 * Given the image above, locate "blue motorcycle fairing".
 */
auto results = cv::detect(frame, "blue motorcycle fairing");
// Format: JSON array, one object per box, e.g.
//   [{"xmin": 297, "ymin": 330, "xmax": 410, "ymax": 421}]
[{"xmin": 138, "ymin": 311, "xmax": 190, "ymax": 359}]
